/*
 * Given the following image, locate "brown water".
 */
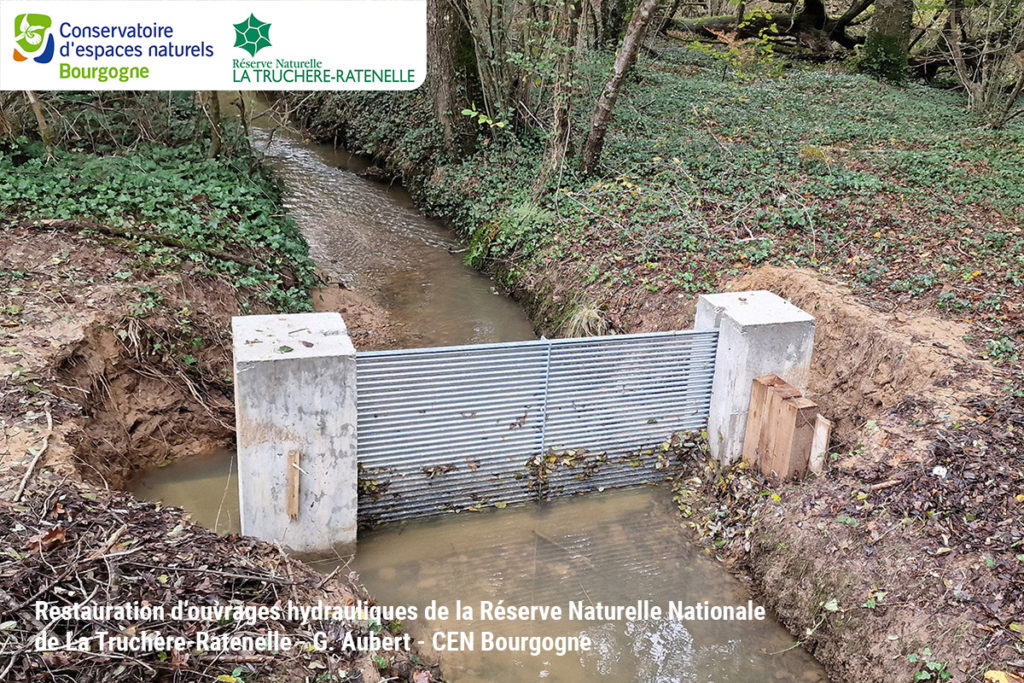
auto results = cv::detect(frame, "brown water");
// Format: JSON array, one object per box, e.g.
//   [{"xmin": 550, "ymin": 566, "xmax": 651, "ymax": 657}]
[
  {"xmin": 130, "ymin": 99, "xmax": 826, "ymax": 681},
  {"xmin": 131, "ymin": 457, "xmax": 824, "ymax": 682},
  {"xmin": 239, "ymin": 99, "xmax": 536, "ymax": 347}
]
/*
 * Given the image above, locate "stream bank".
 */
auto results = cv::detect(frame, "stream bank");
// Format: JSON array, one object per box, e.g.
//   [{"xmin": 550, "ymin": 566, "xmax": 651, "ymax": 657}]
[
  {"xmin": 0, "ymin": 96, "xmax": 437, "ymax": 682},
  {"xmin": 0, "ymin": 225, "xmax": 437, "ymax": 682},
  {"xmin": 275, "ymin": 43, "xmax": 1024, "ymax": 681}
]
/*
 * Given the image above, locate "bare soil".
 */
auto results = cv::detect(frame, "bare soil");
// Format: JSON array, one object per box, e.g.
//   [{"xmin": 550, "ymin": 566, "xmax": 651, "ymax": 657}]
[
  {"xmin": 311, "ymin": 281, "xmax": 397, "ymax": 348},
  {"xmin": 0, "ymin": 225, "xmax": 432, "ymax": 682},
  {"xmin": 669, "ymin": 267, "xmax": 1023, "ymax": 682}
]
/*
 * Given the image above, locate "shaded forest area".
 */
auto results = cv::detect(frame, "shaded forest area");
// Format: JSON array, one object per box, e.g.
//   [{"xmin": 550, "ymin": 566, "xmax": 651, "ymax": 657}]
[{"xmin": 422, "ymin": 0, "xmax": 1023, "ymax": 168}]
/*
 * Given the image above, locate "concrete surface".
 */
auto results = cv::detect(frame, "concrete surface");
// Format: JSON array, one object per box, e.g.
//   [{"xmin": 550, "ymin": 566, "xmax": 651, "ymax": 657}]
[
  {"xmin": 232, "ymin": 312, "xmax": 357, "ymax": 554},
  {"xmin": 695, "ymin": 291, "xmax": 815, "ymax": 464}
]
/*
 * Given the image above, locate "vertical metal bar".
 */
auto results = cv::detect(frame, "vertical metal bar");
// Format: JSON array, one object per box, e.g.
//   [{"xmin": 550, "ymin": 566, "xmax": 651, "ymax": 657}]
[{"xmin": 538, "ymin": 337, "xmax": 554, "ymax": 457}]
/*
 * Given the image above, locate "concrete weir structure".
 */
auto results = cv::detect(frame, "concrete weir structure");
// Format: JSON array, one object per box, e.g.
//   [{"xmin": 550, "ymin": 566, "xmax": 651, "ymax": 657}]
[
  {"xmin": 232, "ymin": 313, "xmax": 357, "ymax": 554},
  {"xmin": 231, "ymin": 291, "xmax": 815, "ymax": 553},
  {"xmin": 694, "ymin": 291, "xmax": 815, "ymax": 464}
]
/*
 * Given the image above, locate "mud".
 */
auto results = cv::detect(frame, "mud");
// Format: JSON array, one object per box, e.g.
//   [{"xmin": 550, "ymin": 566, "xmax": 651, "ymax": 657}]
[
  {"xmin": 0, "ymin": 227, "xmax": 240, "ymax": 493},
  {"xmin": 312, "ymin": 281, "xmax": 396, "ymax": 348}
]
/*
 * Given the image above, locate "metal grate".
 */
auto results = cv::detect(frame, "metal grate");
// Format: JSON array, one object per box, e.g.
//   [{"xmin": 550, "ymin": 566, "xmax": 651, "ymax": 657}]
[{"xmin": 355, "ymin": 330, "xmax": 718, "ymax": 524}]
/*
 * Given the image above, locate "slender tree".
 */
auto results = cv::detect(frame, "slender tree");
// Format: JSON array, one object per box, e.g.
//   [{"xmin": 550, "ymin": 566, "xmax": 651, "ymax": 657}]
[
  {"xmin": 205, "ymin": 91, "xmax": 222, "ymax": 159},
  {"xmin": 24, "ymin": 91, "xmax": 52, "ymax": 157},
  {"xmin": 580, "ymin": 0, "xmax": 659, "ymax": 176},
  {"xmin": 546, "ymin": 0, "xmax": 585, "ymax": 171}
]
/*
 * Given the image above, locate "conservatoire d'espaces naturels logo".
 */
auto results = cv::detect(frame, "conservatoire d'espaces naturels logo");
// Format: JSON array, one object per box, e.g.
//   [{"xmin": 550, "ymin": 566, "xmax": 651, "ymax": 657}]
[
  {"xmin": 13, "ymin": 13, "xmax": 55, "ymax": 63},
  {"xmin": 233, "ymin": 13, "xmax": 271, "ymax": 56}
]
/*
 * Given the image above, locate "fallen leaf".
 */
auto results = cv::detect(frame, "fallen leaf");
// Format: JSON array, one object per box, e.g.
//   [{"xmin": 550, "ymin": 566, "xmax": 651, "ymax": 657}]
[
  {"xmin": 25, "ymin": 527, "xmax": 66, "ymax": 553},
  {"xmin": 985, "ymin": 672, "xmax": 1024, "ymax": 683}
]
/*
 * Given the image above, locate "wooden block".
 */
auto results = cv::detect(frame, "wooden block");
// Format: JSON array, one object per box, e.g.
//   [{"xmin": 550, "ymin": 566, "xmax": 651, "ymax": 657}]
[
  {"xmin": 808, "ymin": 415, "xmax": 833, "ymax": 475},
  {"xmin": 785, "ymin": 397, "xmax": 819, "ymax": 480},
  {"xmin": 742, "ymin": 375, "xmax": 803, "ymax": 467},
  {"xmin": 287, "ymin": 449, "xmax": 301, "ymax": 520},
  {"xmin": 742, "ymin": 376, "xmax": 777, "ymax": 465},
  {"xmin": 759, "ymin": 392, "xmax": 818, "ymax": 481}
]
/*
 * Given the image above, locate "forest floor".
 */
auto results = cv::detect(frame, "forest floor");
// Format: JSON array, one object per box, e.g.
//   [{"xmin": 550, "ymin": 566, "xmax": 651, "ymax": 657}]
[
  {"xmin": 282, "ymin": 38, "xmax": 1024, "ymax": 683},
  {"xmin": 0, "ymin": 117, "xmax": 435, "ymax": 682}
]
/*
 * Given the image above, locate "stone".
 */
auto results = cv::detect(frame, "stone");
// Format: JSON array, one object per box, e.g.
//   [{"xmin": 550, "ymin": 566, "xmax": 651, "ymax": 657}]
[{"xmin": 694, "ymin": 291, "xmax": 815, "ymax": 465}]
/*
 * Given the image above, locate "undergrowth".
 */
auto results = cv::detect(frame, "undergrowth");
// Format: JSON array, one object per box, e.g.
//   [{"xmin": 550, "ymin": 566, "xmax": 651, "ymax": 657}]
[
  {"xmin": 282, "ymin": 41, "xmax": 1023, "ymax": 353},
  {"xmin": 0, "ymin": 94, "xmax": 315, "ymax": 312}
]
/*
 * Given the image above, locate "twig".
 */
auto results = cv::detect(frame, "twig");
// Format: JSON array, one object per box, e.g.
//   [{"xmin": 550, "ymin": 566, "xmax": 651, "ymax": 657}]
[
  {"xmin": 122, "ymin": 563, "xmax": 295, "ymax": 585},
  {"xmin": 691, "ymin": 105, "xmax": 735, "ymax": 157},
  {"xmin": 14, "ymin": 409, "xmax": 52, "ymax": 502},
  {"xmin": 315, "ymin": 565, "xmax": 341, "ymax": 590},
  {"xmin": 86, "ymin": 523, "xmax": 128, "ymax": 560}
]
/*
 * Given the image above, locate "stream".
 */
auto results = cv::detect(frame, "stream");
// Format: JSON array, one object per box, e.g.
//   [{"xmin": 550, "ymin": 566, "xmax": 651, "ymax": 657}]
[{"xmin": 129, "ymin": 101, "xmax": 826, "ymax": 682}]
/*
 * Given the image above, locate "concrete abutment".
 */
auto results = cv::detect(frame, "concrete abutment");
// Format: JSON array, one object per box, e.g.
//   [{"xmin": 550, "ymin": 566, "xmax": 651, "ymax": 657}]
[{"xmin": 232, "ymin": 292, "xmax": 816, "ymax": 552}]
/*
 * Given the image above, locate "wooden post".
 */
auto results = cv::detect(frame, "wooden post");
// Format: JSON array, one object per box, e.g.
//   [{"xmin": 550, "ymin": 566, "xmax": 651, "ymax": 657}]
[
  {"xmin": 764, "ymin": 396, "xmax": 818, "ymax": 480},
  {"xmin": 808, "ymin": 415, "xmax": 833, "ymax": 475},
  {"xmin": 287, "ymin": 450, "xmax": 301, "ymax": 520},
  {"xmin": 742, "ymin": 375, "xmax": 799, "ymax": 465}
]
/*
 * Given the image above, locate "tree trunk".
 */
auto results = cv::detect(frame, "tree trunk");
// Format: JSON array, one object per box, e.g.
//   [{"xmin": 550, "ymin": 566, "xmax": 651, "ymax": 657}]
[
  {"xmin": 546, "ymin": 0, "xmax": 585, "ymax": 171},
  {"xmin": 659, "ymin": 0, "xmax": 683, "ymax": 34},
  {"xmin": 670, "ymin": 0, "xmax": 876, "ymax": 51},
  {"xmin": 861, "ymin": 0, "xmax": 913, "ymax": 82},
  {"xmin": 580, "ymin": 0, "xmax": 659, "ymax": 176},
  {"xmin": 601, "ymin": 0, "xmax": 630, "ymax": 45},
  {"xmin": 206, "ymin": 91, "xmax": 222, "ymax": 159},
  {"xmin": 428, "ymin": 0, "xmax": 465, "ymax": 150},
  {"xmin": 24, "ymin": 91, "xmax": 52, "ymax": 156}
]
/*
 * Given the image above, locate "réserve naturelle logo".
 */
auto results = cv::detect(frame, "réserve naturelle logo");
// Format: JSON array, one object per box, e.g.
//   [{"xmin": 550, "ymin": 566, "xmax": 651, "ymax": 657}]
[
  {"xmin": 233, "ymin": 13, "xmax": 271, "ymax": 56},
  {"xmin": 13, "ymin": 13, "xmax": 55, "ymax": 63}
]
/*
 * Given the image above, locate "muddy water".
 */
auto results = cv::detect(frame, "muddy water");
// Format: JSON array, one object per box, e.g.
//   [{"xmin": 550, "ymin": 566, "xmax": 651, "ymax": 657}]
[
  {"xmin": 131, "ymin": 461, "xmax": 824, "ymax": 681},
  {"xmin": 130, "ymin": 100, "xmax": 826, "ymax": 681},
  {"xmin": 241, "ymin": 103, "xmax": 536, "ymax": 347}
]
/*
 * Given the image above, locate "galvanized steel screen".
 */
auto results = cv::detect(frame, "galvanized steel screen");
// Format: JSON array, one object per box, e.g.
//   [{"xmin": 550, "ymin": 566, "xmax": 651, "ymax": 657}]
[{"xmin": 355, "ymin": 330, "xmax": 718, "ymax": 524}]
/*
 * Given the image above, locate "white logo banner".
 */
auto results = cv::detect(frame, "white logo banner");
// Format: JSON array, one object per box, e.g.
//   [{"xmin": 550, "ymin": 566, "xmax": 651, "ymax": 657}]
[{"xmin": 1, "ymin": 0, "xmax": 426, "ymax": 90}]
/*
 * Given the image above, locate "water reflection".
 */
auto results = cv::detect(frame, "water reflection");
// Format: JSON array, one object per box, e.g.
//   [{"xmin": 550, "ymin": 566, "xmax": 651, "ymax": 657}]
[{"xmin": 131, "ymin": 455, "xmax": 825, "ymax": 682}]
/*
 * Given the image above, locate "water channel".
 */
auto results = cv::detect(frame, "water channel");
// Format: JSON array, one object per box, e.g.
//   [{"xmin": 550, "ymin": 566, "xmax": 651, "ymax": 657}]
[{"xmin": 129, "ymin": 101, "xmax": 825, "ymax": 681}]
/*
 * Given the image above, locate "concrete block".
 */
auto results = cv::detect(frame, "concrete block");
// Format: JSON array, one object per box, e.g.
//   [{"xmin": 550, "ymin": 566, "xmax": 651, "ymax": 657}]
[
  {"xmin": 232, "ymin": 312, "xmax": 357, "ymax": 554},
  {"xmin": 695, "ymin": 291, "xmax": 815, "ymax": 464}
]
